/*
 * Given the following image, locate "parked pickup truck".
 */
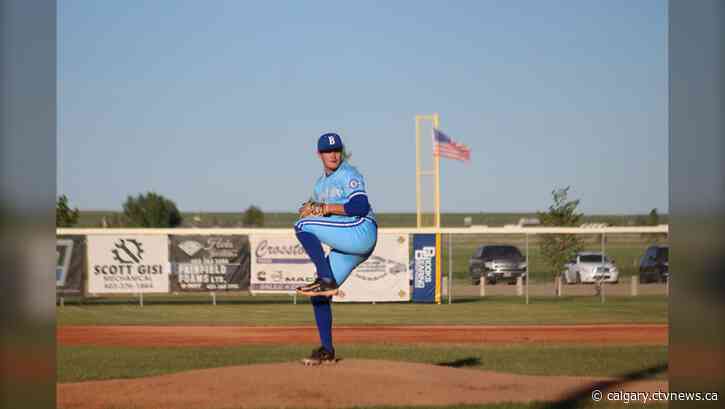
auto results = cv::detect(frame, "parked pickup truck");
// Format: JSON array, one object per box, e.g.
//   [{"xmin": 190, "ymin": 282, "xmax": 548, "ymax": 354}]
[
  {"xmin": 561, "ymin": 252, "xmax": 619, "ymax": 284},
  {"xmin": 469, "ymin": 245, "xmax": 527, "ymax": 285}
]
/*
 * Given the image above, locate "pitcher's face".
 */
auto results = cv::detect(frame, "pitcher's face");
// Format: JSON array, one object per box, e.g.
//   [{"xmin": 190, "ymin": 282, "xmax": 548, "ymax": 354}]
[{"xmin": 319, "ymin": 150, "xmax": 342, "ymax": 173}]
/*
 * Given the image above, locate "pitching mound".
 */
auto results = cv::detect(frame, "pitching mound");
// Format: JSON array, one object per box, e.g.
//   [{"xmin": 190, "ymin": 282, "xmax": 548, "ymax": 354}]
[{"xmin": 58, "ymin": 359, "xmax": 667, "ymax": 409}]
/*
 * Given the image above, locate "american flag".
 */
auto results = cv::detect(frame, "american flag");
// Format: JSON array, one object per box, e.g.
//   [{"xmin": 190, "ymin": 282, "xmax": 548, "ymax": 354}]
[{"xmin": 433, "ymin": 129, "xmax": 471, "ymax": 161}]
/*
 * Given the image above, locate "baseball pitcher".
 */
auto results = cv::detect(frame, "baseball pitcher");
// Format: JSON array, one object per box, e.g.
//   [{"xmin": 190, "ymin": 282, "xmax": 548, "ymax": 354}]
[{"xmin": 294, "ymin": 132, "xmax": 378, "ymax": 365}]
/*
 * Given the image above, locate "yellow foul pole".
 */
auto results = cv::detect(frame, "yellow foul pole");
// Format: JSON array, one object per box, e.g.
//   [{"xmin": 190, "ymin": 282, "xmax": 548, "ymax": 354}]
[{"xmin": 433, "ymin": 113, "xmax": 441, "ymax": 229}]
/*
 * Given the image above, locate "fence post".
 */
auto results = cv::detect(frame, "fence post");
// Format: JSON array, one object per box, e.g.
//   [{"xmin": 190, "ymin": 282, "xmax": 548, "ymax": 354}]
[
  {"xmin": 448, "ymin": 233, "xmax": 453, "ymax": 304},
  {"xmin": 140, "ymin": 292, "xmax": 144, "ymax": 307},
  {"xmin": 525, "ymin": 233, "xmax": 529, "ymax": 305},
  {"xmin": 211, "ymin": 292, "xmax": 217, "ymax": 306},
  {"xmin": 480, "ymin": 274, "xmax": 486, "ymax": 297},
  {"xmin": 558, "ymin": 276, "xmax": 564, "ymax": 297},
  {"xmin": 631, "ymin": 276, "xmax": 638, "ymax": 296},
  {"xmin": 516, "ymin": 276, "xmax": 523, "ymax": 296}
]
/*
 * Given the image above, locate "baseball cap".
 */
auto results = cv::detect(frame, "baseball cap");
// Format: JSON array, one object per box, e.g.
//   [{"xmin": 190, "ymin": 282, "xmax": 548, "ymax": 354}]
[{"xmin": 317, "ymin": 132, "xmax": 343, "ymax": 152}]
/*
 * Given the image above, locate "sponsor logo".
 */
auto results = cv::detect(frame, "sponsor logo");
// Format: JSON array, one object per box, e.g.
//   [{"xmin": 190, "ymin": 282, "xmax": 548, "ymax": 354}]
[
  {"xmin": 355, "ymin": 256, "xmax": 407, "ymax": 281},
  {"xmin": 93, "ymin": 238, "xmax": 164, "ymax": 276},
  {"xmin": 178, "ymin": 240, "xmax": 203, "ymax": 257},
  {"xmin": 112, "ymin": 239, "xmax": 144, "ymax": 264},
  {"xmin": 349, "ymin": 179, "xmax": 359, "ymax": 189},
  {"xmin": 414, "ymin": 246, "xmax": 436, "ymax": 289},
  {"xmin": 178, "ymin": 237, "xmax": 238, "ymax": 260},
  {"xmin": 255, "ymin": 240, "xmax": 309, "ymax": 264}
]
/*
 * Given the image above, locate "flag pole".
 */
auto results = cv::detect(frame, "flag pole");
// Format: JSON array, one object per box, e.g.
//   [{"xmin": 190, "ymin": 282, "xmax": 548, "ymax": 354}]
[{"xmin": 433, "ymin": 113, "xmax": 441, "ymax": 229}]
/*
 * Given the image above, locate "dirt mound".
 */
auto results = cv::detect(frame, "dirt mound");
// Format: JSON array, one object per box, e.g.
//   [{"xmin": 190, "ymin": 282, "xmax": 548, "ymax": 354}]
[
  {"xmin": 58, "ymin": 359, "xmax": 667, "ymax": 409},
  {"xmin": 58, "ymin": 324, "xmax": 667, "ymax": 347}
]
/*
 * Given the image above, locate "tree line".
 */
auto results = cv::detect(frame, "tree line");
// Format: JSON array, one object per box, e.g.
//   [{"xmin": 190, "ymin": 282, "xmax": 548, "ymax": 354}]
[{"xmin": 56, "ymin": 192, "xmax": 264, "ymax": 228}]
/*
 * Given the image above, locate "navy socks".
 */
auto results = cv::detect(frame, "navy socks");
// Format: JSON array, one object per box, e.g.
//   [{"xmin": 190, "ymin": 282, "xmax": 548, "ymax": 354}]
[
  {"xmin": 295, "ymin": 231, "xmax": 334, "ymax": 283},
  {"xmin": 311, "ymin": 295, "xmax": 333, "ymax": 352},
  {"xmin": 296, "ymin": 230, "xmax": 335, "ymax": 352}
]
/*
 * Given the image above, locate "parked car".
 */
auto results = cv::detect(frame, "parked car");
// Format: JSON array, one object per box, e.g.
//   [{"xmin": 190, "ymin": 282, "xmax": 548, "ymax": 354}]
[
  {"xmin": 639, "ymin": 245, "xmax": 669, "ymax": 283},
  {"xmin": 561, "ymin": 252, "xmax": 619, "ymax": 284},
  {"xmin": 469, "ymin": 245, "xmax": 527, "ymax": 285}
]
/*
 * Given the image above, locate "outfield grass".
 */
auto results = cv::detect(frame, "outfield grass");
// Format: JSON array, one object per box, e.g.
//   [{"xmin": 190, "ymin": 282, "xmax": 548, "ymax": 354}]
[
  {"xmin": 57, "ymin": 295, "xmax": 667, "ymax": 326},
  {"xmin": 58, "ymin": 344, "xmax": 667, "ymax": 383}
]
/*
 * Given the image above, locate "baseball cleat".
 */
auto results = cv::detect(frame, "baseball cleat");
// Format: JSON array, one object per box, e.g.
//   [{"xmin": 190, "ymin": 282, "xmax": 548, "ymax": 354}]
[
  {"xmin": 296, "ymin": 278, "xmax": 323, "ymax": 293},
  {"xmin": 301, "ymin": 346, "xmax": 337, "ymax": 366},
  {"xmin": 296, "ymin": 278, "xmax": 338, "ymax": 297}
]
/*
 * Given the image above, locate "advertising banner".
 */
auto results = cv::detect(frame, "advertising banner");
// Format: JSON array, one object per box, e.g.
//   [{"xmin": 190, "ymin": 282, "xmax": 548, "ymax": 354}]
[
  {"xmin": 87, "ymin": 235, "xmax": 170, "ymax": 293},
  {"xmin": 333, "ymin": 233, "xmax": 410, "ymax": 302},
  {"xmin": 56, "ymin": 235, "xmax": 85, "ymax": 295},
  {"xmin": 412, "ymin": 233, "xmax": 441, "ymax": 303},
  {"xmin": 169, "ymin": 235, "xmax": 250, "ymax": 291},
  {"xmin": 250, "ymin": 234, "xmax": 316, "ymax": 294}
]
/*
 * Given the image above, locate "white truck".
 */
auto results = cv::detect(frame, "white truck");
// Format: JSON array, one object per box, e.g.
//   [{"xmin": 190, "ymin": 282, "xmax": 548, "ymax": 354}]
[{"xmin": 561, "ymin": 252, "xmax": 619, "ymax": 284}]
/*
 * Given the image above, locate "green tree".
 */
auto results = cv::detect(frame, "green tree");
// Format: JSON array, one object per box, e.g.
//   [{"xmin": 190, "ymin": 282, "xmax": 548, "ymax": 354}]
[
  {"xmin": 56, "ymin": 195, "xmax": 80, "ymax": 227},
  {"xmin": 122, "ymin": 192, "xmax": 182, "ymax": 227},
  {"xmin": 242, "ymin": 205, "xmax": 265, "ymax": 227},
  {"xmin": 537, "ymin": 187, "xmax": 583, "ymax": 291},
  {"xmin": 648, "ymin": 208, "xmax": 660, "ymax": 226}
]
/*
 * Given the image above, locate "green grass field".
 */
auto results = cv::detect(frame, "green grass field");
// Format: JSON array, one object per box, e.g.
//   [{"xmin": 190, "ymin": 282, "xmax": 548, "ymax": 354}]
[
  {"xmin": 57, "ymin": 295, "xmax": 667, "ymax": 326},
  {"xmin": 58, "ymin": 344, "xmax": 667, "ymax": 383},
  {"xmin": 58, "ymin": 294, "xmax": 669, "ymax": 409}
]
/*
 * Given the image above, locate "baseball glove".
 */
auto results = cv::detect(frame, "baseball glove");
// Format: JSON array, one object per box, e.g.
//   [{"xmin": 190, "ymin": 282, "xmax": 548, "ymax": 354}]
[{"xmin": 298, "ymin": 200, "xmax": 325, "ymax": 218}]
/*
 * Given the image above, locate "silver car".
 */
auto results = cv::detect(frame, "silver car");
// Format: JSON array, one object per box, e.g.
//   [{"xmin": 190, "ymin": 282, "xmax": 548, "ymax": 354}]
[{"xmin": 562, "ymin": 252, "xmax": 619, "ymax": 284}]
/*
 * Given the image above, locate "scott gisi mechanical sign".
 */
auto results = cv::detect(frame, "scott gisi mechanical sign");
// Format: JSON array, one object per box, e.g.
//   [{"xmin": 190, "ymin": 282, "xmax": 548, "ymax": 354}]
[{"xmin": 87, "ymin": 235, "xmax": 170, "ymax": 293}]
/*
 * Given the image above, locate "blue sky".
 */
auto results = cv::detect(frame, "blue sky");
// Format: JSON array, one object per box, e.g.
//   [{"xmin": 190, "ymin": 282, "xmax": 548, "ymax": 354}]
[{"xmin": 58, "ymin": 0, "xmax": 667, "ymax": 214}]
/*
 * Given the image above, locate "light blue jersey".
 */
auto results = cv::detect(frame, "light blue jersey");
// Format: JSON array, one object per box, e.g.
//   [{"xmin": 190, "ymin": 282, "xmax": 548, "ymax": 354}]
[
  {"xmin": 295, "ymin": 160, "xmax": 377, "ymax": 286},
  {"xmin": 311, "ymin": 161, "xmax": 376, "ymax": 223}
]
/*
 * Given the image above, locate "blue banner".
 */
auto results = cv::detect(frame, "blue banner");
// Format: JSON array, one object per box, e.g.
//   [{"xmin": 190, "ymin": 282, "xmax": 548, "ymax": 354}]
[{"xmin": 412, "ymin": 233, "xmax": 441, "ymax": 304}]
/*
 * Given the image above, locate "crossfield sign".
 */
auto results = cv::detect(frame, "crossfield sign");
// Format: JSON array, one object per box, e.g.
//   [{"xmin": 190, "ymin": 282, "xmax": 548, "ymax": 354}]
[
  {"xmin": 87, "ymin": 235, "xmax": 170, "ymax": 293},
  {"xmin": 250, "ymin": 235, "xmax": 316, "ymax": 294},
  {"xmin": 412, "ymin": 233, "xmax": 441, "ymax": 304}
]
